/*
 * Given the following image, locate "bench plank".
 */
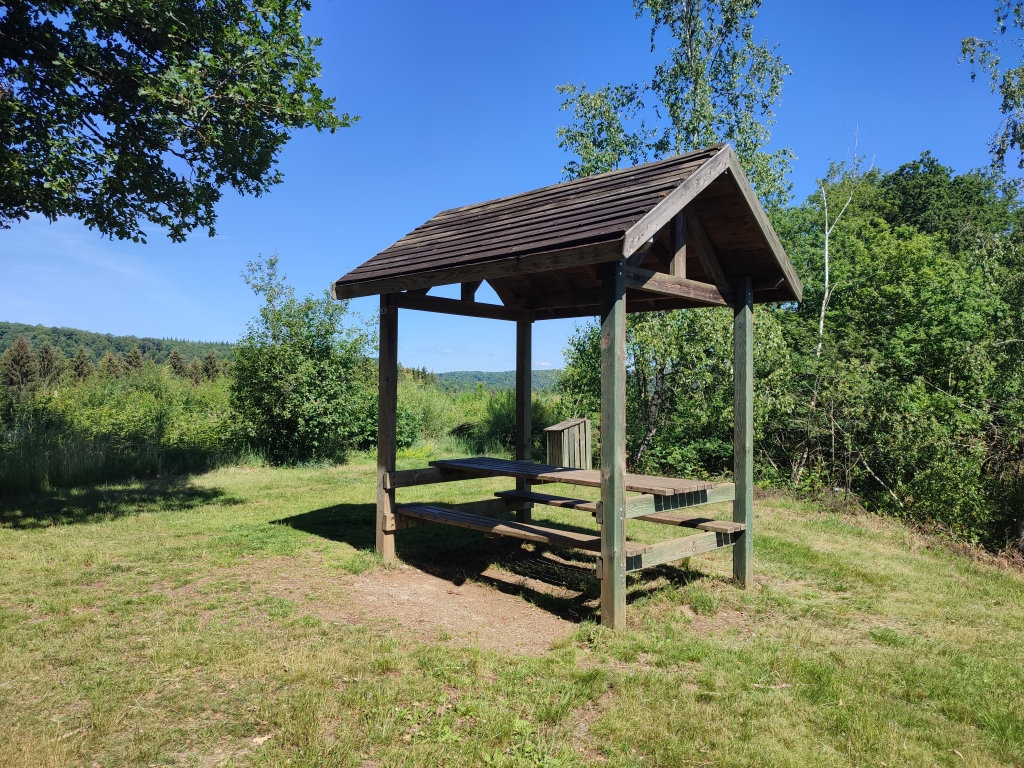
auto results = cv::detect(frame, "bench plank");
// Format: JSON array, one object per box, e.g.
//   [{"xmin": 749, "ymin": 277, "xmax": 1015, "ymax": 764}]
[
  {"xmin": 430, "ymin": 456, "xmax": 714, "ymax": 496},
  {"xmin": 396, "ymin": 502, "xmax": 652, "ymax": 557},
  {"xmin": 495, "ymin": 489, "xmax": 599, "ymax": 513}
]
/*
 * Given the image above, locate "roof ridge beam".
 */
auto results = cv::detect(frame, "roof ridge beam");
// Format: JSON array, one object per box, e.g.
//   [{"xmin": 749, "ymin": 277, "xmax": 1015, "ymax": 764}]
[{"xmin": 622, "ymin": 146, "xmax": 732, "ymax": 259}]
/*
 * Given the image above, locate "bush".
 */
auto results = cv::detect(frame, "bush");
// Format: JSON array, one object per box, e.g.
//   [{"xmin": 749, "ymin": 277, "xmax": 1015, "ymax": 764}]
[
  {"xmin": 470, "ymin": 388, "xmax": 553, "ymax": 459},
  {"xmin": 230, "ymin": 255, "xmax": 377, "ymax": 464}
]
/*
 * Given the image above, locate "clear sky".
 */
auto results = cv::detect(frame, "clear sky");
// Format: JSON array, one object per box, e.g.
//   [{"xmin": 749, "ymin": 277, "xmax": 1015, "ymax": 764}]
[{"xmin": 0, "ymin": 0, "xmax": 1006, "ymax": 371}]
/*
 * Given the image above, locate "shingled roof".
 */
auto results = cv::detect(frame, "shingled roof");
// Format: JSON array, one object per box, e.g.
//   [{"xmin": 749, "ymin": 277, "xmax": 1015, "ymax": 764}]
[{"xmin": 332, "ymin": 144, "xmax": 802, "ymax": 317}]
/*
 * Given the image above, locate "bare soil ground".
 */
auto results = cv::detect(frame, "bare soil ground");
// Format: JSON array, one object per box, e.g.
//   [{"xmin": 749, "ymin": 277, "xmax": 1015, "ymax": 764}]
[{"xmin": 228, "ymin": 555, "xmax": 577, "ymax": 654}]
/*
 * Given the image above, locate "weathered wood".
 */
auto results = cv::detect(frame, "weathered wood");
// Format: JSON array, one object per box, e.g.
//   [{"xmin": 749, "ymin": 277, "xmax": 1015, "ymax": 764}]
[
  {"xmin": 622, "ymin": 483, "xmax": 735, "ymax": 518},
  {"xmin": 733, "ymin": 275, "xmax": 754, "ymax": 586},
  {"xmin": 724, "ymin": 153, "xmax": 804, "ymax": 302},
  {"xmin": 516, "ymin": 320, "xmax": 533, "ymax": 522},
  {"xmin": 377, "ymin": 294, "xmax": 398, "ymax": 562},
  {"xmin": 624, "ymin": 531, "xmax": 740, "ymax": 572},
  {"xmin": 396, "ymin": 503, "xmax": 603, "ymax": 551},
  {"xmin": 623, "ymin": 265, "xmax": 731, "ymax": 306},
  {"xmin": 544, "ymin": 418, "xmax": 592, "ymax": 469},
  {"xmin": 461, "ymin": 280, "xmax": 482, "ymax": 301},
  {"xmin": 622, "ymin": 145, "xmax": 731, "ymax": 258},
  {"xmin": 337, "ymin": 150, "xmax": 717, "ymax": 284},
  {"xmin": 632, "ymin": 511, "xmax": 745, "ymax": 533},
  {"xmin": 429, "ymin": 456, "xmax": 712, "ymax": 496},
  {"xmin": 495, "ymin": 489, "xmax": 599, "ymax": 513},
  {"xmin": 600, "ymin": 260, "xmax": 627, "ymax": 629},
  {"xmin": 393, "ymin": 497, "xmax": 526, "ymax": 529},
  {"xmin": 684, "ymin": 207, "xmax": 731, "ymax": 298},
  {"xmin": 394, "ymin": 291, "xmax": 533, "ymax": 322},
  {"xmin": 333, "ymin": 239, "xmax": 623, "ymax": 301},
  {"xmin": 384, "ymin": 466, "xmax": 492, "ymax": 489},
  {"xmin": 671, "ymin": 211, "xmax": 686, "ymax": 278}
]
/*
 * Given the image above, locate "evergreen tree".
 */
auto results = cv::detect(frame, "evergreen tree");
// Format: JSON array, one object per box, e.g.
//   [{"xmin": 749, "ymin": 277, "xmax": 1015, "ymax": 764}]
[
  {"xmin": 167, "ymin": 349, "xmax": 188, "ymax": 377},
  {"xmin": 202, "ymin": 352, "xmax": 220, "ymax": 380},
  {"xmin": 37, "ymin": 342, "xmax": 66, "ymax": 385},
  {"xmin": 125, "ymin": 347, "xmax": 144, "ymax": 372},
  {"xmin": 100, "ymin": 351, "xmax": 125, "ymax": 377},
  {"xmin": 72, "ymin": 346, "xmax": 94, "ymax": 381},
  {"xmin": 0, "ymin": 336, "xmax": 39, "ymax": 389},
  {"xmin": 187, "ymin": 358, "xmax": 204, "ymax": 385}
]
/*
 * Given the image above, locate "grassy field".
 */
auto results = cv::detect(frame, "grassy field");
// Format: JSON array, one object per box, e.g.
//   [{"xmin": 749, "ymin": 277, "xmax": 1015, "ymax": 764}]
[{"xmin": 1, "ymin": 445, "xmax": 1022, "ymax": 768}]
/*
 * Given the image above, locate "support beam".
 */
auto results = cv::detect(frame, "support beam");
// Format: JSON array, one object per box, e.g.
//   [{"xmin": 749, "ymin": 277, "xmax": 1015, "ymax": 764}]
[
  {"xmin": 623, "ymin": 265, "xmax": 731, "ymax": 306},
  {"xmin": 733, "ymin": 276, "xmax": 754, "ymax": 586},
  {"xmin": 377, "ymin": 294, "xmax": 399, "ymax": 562},
  {"xmin": 623, "ymin": 484, "xmax": 735, "ymax": 518},
  {"xmin": 684, "ymin": 208, "xmax": 731, "ymax": 298},
  {"xmin": 599, "ymin": 261, "xmax": 627, "ymax": 629},
  {"xmin": 625, "ymin": 531, "xmax": 741, "ymax": 572},
  {"xmin": 515, "ymin": 320, "xmax": 533, "ymax": 522},
  {"xmin": 461, "ymin": 280, "xmax": 482, "ymax": 301},
  {"xmin": 671, "ymin": 212, "xmax": 686, "ymax": 278},
  {"xmin": 394, "ymin": 291, "xmax": 533, "ymax": 322}
]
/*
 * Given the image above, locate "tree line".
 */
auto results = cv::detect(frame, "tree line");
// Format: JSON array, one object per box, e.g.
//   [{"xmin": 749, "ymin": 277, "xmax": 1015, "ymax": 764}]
[
  {"xmin": 0, "ymin": 321, "xmax": 234, "ymax": 365},
  {"xmin": 0, "ymin": 336, "xmax": 226, "ymax": 392}
]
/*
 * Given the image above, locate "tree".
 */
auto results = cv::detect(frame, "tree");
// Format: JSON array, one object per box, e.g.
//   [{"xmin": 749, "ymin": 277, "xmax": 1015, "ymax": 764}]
[
  {"xmin": 202, "ymin": 352, "xmax": 220, "ymax": 381},
  {"xmin": 557, "ymin": 0, "xmax": 793, "ymax": 207},
  {"xmin": 36, "ymin": 341, "xmax": 65, "ymax": 385},
  {"xmin": 99, "ymin": 350, "xmax": 125, "ymax": 377},
  {"xmin": 187, "ymin": 357, "xmax": 204, "ymax": 385},
  {"xmin": 71, "ymin": 346, "xmax": 93, "ymax": 381},
  {"xmin": 962, "ymin": 1, "xmax": 1024, "ymax": 172},
  {"xmin": 1, "ymin": 0, "xmax": 357, "ymax": 242},
  {"xmin": 167, "ymin": 349, "xmax": 187, "ymax": 377},
  {"xmin": 0, "ymin": 335, "xmax": 38, "ymax": 389},
  {"xmin": 230, "ymin": 254, "xmax": 376, "ymax": 464},
  {"xmin": 125, "ymin": 347, "xmax": 144, "ymax": 372}
]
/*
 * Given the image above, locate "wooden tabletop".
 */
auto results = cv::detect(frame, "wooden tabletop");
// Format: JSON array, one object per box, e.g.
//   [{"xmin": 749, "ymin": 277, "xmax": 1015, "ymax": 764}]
[{"xmin": 429, "ymin": 456, "xmax": 715, "ymax": 496}]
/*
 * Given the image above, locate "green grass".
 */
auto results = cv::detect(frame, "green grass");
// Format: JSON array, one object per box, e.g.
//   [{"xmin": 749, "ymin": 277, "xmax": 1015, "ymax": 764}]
[{"xmin": 0, "ymin": 447, "xmax": 1022, "ymax": 767}]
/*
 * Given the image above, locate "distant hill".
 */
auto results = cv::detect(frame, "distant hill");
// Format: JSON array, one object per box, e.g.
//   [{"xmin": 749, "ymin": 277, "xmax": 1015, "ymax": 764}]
[
  {"xmin": 0, "ymin": 321, "xmax": 234, "ymax": 364},
  {"xmin": 436, "ymin": 369, "xmax": 561, "ymax": 391}
]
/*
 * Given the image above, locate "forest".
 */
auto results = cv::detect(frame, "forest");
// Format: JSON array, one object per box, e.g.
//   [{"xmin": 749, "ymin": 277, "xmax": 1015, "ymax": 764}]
[{"xmin": 2, "ymin": 151, "xmax": 1023, "ymax": 552}]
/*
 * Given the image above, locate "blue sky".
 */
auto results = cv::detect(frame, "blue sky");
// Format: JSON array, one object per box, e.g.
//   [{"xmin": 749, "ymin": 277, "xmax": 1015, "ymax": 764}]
[{"xmin": 0, "ymin": 0, "xmax": 1006, "ymax": 371}]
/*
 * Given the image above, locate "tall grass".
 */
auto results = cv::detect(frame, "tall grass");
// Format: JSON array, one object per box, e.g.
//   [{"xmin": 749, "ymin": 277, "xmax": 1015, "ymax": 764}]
[
  {"xmin": 0, "ymin": 364, "xmax": 240, "ymax": 493},
  {"xmin": 1, "ymin": 363, "xmax": 568, "ymax": 493}
]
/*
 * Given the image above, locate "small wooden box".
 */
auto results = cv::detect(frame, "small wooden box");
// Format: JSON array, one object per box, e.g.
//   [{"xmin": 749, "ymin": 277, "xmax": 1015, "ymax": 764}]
[{"xmin": 544, "ymin": 418, "xmax": 592, "ymax": 470}]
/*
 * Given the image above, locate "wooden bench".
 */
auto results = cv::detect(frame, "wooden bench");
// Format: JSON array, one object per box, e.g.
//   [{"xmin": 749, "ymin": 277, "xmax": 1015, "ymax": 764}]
[
  {"xmin": 395, "ymin": 501, "xmax": 742, "ymax": 574},
  {"xmin": 396, "ymin": 502, "xmax": 613, "ymax": 553}
]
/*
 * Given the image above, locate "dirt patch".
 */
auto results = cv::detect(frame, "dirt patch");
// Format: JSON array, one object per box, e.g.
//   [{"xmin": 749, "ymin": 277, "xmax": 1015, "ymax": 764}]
[
  {"xmin": 342, "ymin": 567, "xmax": 576, "ymax": 654},
  {"xmin": 211, "ymin": 555, "xmax": 577, "ymax": 655}
]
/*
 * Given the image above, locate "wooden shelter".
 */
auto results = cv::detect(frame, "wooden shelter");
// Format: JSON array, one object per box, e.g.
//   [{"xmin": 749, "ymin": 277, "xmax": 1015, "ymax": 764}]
[{"xmin": 332, "ymin": 144, "xmax": 802, "ymax": 629}]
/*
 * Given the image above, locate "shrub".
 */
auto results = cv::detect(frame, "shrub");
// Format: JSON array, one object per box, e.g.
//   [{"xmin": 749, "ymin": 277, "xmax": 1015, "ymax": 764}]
[{"xmin": 230, "ymin": 254, "xmax": 376, "ymax": 464}]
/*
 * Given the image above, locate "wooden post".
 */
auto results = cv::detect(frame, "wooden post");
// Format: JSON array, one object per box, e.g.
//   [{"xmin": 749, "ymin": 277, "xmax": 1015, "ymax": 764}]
[
  {"xmin": 377, "ymin": 293, "xmax": 398, "ymax": 562},
  {"xmin": 515, "ymin": 320, "xmax": 533, "ymax": 522},
  {"xmin": 733, "ymin": 276, "xmax": 754, "ymax": 586},
  {"xmin": 670, "ymin": 211, "xmax": 686, "ymax": 278},
  {"xmin": 599, "ymin": 261, "xmax": 627, "ymax": 629}
]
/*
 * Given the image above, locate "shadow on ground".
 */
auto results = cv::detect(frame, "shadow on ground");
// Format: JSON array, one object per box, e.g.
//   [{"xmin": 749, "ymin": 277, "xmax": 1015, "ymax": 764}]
[
  {"xmin": 0, "ymin": 476, "xmax": 233, "ymax": 529},
  {"xmin": 275, "ymin": 503, "xmax": 710, "ymax": 624}
]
